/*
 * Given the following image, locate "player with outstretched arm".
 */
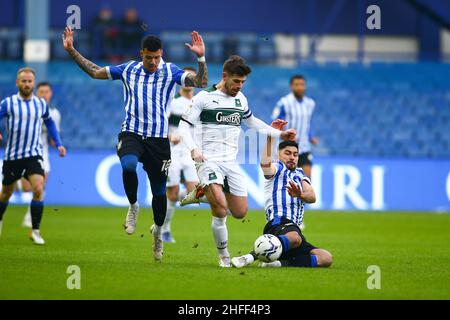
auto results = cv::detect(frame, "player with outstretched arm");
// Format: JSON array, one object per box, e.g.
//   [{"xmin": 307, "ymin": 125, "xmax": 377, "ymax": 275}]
[
  {"xmin": 231, "ymin": 120, "xmax": 332, "ymax": 268},
  {"xmin": 62, "ymin": 27, "xmax": 208, "ymax": 261}
]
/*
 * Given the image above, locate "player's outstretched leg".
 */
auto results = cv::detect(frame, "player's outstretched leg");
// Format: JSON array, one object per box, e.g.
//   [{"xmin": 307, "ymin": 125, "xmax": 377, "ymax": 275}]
[
  {"xmin": 180, "ymin": 183, "xmax": 208, "ymax": 206},
  {"xmin": 28, "ymin": 174, "xmax": 46, "ymax": 245},
  {"xmin": 231, "ymin": 251, "xmax": 257, "ymax": 268},
  {"xmin": 120, "ymin": 155, "xmax": 140, "ymax": 235}
]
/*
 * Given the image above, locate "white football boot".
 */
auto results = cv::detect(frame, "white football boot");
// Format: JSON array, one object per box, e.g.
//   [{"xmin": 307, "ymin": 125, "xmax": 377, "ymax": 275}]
[
  {"xmin": 180, "ymin": 184, "xmax": 205, "ymax": 206},
  {"xmin": 219, "ymin": 255, "xmax": 232, "ymax": 268},
  {"xmin": 22, "ymin": 211, "xmax": 32, "ymax": 228},
  {"xmin": 123, "ymin": 203, "xmax": 139, "ymax": 235},
  {"xmin": 150, "ymin": 224, "xmax": 163, "ymax": 261},
  {"xmin": 30, "ymin": 229, "xmax": 45, "ymax": 245},
  {"xmin": 258, "ymin": 261, "xmax": 282, "ymax": 268},
  {"xmin": 231, "ymin": 254, "xmax": 255, "ymax": 268}
]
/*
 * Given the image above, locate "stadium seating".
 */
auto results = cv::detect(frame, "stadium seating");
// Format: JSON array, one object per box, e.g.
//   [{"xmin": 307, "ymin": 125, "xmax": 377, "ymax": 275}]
[{"xmin": 0, "ymin": 61, "xmax": 448, "ymax": 158}]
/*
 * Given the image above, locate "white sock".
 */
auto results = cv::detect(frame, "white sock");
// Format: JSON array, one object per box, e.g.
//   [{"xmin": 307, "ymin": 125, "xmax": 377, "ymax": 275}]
[
  {"xmin": 152, "ymin": 225, "xmax": 162, "ymax": 238},
  {"xmin": 130, "ymin": 202, "xmax": 139, "ymax": 209},
  {"xmin": 162, "ymin": 199, "xmax": 176, "ymax": 233},
  {"xmin": 211, "ymin": 216, "xmax": 229, "ymax": 257}
]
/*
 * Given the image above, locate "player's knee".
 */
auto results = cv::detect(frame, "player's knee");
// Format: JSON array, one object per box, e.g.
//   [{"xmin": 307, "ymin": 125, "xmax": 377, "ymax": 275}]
[
  {"xmin": 32, "ymin": 182, "xmax": 45, "ymax": 198},
  {"xmin": 120, "ymin": 154, "xmax": 138, "ymax": 173},
  {"xmin": 167, "ymin": 189, "xmax": 178, "ymax": 202},
  {"xmin": 290, "ymin": 234, "xmax": 302, "ymax": 248},
  {"xmin": 230, "ymin": 206, "xmax": 247, "ymax": 219}
]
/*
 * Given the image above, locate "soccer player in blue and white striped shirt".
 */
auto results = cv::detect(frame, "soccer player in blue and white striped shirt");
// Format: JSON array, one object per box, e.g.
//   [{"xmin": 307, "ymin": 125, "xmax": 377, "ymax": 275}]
[
  {"xmin": 231, "ymin": 120, "xmax": 332, "ymax": 268},
  {"xmin": 63, "ymin": 27, "xmax": 208, "ymax": 261},
  {"xmin": 272, "ymin": 75, "xmax": 318, "ymax": 178},
  {"xmin": 0, "ymin": 68, "xmax": 66, "ymax": 245}
]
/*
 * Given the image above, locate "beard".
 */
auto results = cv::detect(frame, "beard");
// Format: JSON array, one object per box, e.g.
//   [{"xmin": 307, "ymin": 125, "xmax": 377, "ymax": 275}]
[{"xmin": 19, "ymin": 87, "xmax": 33, "ymax": 97}]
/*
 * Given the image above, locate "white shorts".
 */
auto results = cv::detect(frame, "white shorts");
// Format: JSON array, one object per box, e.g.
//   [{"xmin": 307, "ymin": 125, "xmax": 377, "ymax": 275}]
[
  {"xmin": 196, "ymin": 161, "xmax": 248, "ymax": 197},
  {"xmin": 167, "ymin": 154, "xmax": 198, "ymax": 187}
]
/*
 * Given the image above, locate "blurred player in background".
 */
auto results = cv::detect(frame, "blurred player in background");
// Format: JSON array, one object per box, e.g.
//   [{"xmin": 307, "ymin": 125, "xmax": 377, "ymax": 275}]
[
  {"xmin": 0, "ymin": 68, "xmax": 66, "ymax": 244},
  {"xmin": 231, "ymin": 120, "xmax": 332, "ymax": 268},
  {"xmin": 162, "ymin": 67, "xmax": 199, "ymax": 243},
  {"xmin": 272, "ymin": 75, "xmax": 317, "ymax": 231},
  {"xmin": 179, "ymin": 55, "xmax": 296, "ymax": 267},
  {"xmin": 22, "ymin": 82, "xmax": 61, "ymax": 228},
  {"xmin": 62, "ymin": 27, "xmax": 208, "ymax": 261},
  {"xmin": 272, "ymin": 75, "xmax": 318, "ymax": 178}
]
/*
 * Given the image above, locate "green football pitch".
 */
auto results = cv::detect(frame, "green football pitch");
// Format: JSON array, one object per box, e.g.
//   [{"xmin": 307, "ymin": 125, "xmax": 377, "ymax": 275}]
[{"xmin": 0, "ymin": 206, "xmax": 449, "ymax": 300}]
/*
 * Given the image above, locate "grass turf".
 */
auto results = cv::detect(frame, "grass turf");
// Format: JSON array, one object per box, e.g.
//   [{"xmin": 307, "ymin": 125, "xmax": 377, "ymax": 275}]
[{"xmin": 0, "ymin": 206, "xmax": 449, "ymax": 300}]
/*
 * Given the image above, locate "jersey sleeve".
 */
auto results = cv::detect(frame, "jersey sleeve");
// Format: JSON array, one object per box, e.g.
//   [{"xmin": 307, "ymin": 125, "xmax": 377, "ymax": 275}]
[
  {"xmin": 242, "ymin": 97, "xmax": 253, "ymax": 119},
  {"xmin": 106, "ymin": 62, "xmax": 130, "ymax": 80},
  {"xmin": 170, "ymin": 63, "xmax": 188, "ymax": 86},
  {"xmin": 271, "ymin": 99, "xmax": 286, "ymax": 120}
]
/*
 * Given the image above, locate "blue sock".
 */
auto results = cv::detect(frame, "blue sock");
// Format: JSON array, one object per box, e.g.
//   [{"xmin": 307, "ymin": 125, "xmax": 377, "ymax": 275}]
[
  {"xmin": 0, "ymin": 201, "xmax": 8, "ymax": 221},
  {"xmin": 310, "ymin": 254, "xmax": 318, "ymax": 268},
  {"xmin": 30, "ymin": 200, "xmax": 44, "ymax": 230},
  {"xmin": 278, "ymin": 235, "xmax": 290, "ymax": 253}
]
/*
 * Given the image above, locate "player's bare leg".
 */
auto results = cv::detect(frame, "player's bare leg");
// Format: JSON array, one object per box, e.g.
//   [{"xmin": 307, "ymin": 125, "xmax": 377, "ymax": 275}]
[
  {"xmin": 205, "ymin": 183, "xmax": 231, "ymax": 267},
  {"xmin": 27, "ymin": 174, "xmax": 46, "ymax": 245},
  {"xmin": 0, "ymin": 183, "xmax": 16, "ymax": 238},
  {"xmin": 224, "ymin": 193, "xmax": 247, "ymax": 219},
  {"xmin": 310, "ymin": 248, "xmax": 333, "ymax": 267},
  {"xmin": 20, "ymin": 177, "xmax": 33, "ymax": 228}
]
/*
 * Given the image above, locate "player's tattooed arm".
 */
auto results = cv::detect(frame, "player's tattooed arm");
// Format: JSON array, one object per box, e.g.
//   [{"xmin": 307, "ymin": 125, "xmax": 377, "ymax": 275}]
[
  {"xmin": 184, "ymin": 61, "xmax": 208, "ymax": 88},
  {"xmin": 184, "ymin": 31, "xmax": 208, "ymax": 88},
  {"xmin": 62, "ymin": 27, "xmax": 109, "ymax": 80}
]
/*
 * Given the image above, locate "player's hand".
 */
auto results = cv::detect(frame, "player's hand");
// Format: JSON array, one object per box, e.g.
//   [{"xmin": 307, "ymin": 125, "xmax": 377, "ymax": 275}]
[
  {"xmin": 286, "ymin": 180, "xmax": 302, "ymax": 198},
  {"xmin": 271, "ymin": 119, "xmax": 288, "ymax": 130},
  {"xmin": 280, "ymin": 128, "xmax": 296, "ymax": 141},
  {"xmin": 170, "ymin": 134, "xmax": 181, "ymax": 145},
  {"xmin": 185, "ymin": 31, "xmax": 205, "ymax": 58},
  {"xmin": 310, "ymin": 136, "xmax": 319, "ymax": 145},
  {"xmin": 58, "ymin": 146, "xmax": 67, "ymax": 157},
  {"xmin": 62, "ymin": 27, "xmax": 75, "ymax": 51},
  {"xmin": 191, "ymin": 148, "xmax": 207, "ymax": 163}
]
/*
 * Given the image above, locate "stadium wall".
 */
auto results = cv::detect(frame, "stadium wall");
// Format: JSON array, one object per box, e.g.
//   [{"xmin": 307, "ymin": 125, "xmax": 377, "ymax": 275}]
[{"xmin": 2, "ymin": 151, "xmax": 449, "ymax": 212}]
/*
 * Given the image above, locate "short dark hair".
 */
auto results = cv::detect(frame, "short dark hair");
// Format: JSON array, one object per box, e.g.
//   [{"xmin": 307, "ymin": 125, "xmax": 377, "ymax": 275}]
[
  {"xmin": 278, "ymin": 140, "xmax": 299, "ymax": 151},
  {"xmin": 36, "ymin": 81, "xmax": 52, "ymax": 90},
  {"xmin": 290, "ymin": 74, "xmax": 305, "ymax": 84},
  {"xmin": 141, "ymin": 35, "xmax": 162, "ymax": 51},
  {"xmin": 223, "ymin": 55, "xmax": 252, "ymax": 76},
  {"xmin": 183, "ymin": 66, "xmax": 196, "ymax": 73}
]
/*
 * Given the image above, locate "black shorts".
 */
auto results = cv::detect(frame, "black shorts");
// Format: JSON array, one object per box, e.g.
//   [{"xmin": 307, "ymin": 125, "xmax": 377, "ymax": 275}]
[
  {"xmin": 2, "ymin": 156, "xmax": 45, "ymax": 185},
  {"xmin": 298, "ymin": 152, "xmax": 313, "ymax": 166},
  {"xmin": 263, "ymin": 217, "xmax": 317, "ymax": 258},
  {"xmin": 117, "ymin": 131, "xmax": 171, "ymax": 183}
]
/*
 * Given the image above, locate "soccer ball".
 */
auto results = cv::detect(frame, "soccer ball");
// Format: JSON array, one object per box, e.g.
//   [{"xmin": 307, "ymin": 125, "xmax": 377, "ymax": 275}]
[{"xmin": 254, "ymin": 234, "xmax": 283, "ymax": 262}]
